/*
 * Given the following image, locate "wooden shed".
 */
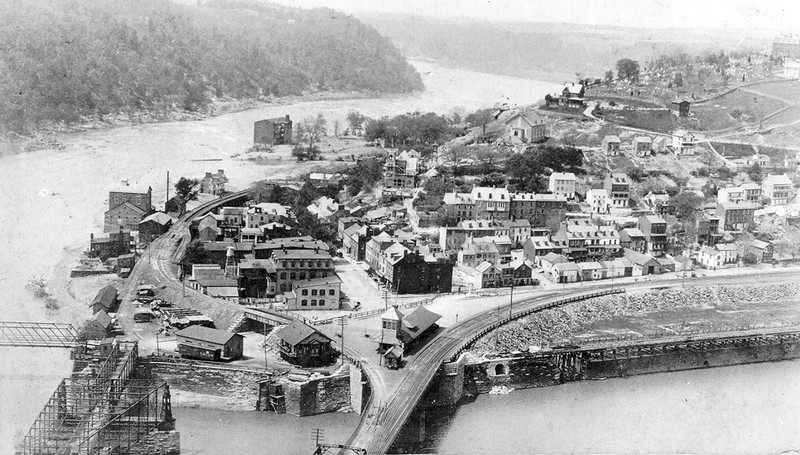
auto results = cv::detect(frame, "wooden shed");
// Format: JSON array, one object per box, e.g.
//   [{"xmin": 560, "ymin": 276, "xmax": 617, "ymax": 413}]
[{"xmin": 175, "ymin": 326, "xmax": 244, "ymax": 361}]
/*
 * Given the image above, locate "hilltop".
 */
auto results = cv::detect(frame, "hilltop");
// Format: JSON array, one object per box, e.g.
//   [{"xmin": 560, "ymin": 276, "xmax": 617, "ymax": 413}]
[
  {"xmin": 0, "ymin": 0, "xmax": 423, "ymax": 134},
  {"xmin": 358, "ymin": 13, "xmax": 776, "ymax": 83}
]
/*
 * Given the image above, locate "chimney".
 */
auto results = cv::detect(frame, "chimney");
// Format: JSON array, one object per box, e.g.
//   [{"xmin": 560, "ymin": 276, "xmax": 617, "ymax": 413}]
[{"xmin": 90, "ymin": 233, "xmax": 94, "ymax": 242}]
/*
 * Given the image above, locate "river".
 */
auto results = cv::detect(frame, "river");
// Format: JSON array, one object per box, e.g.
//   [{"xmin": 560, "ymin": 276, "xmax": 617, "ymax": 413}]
[
  {"xmin": 0, "ymin": 60, "xmax": 561, "ymax": 452},
  {"xmin": 418, "ymin": 360, "xmax": 800, "ymax": 454}
]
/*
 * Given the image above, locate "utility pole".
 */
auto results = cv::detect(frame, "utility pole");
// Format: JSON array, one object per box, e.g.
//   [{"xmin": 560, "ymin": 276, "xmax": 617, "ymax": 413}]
[
  {"xmin": 509, "ymin": 280, "xmax": 514, "ymax": 319},
  {"xmin": 263, "ymin": 324, "xmax": 274, "ymax": 371},
  {"xmin": 339, "ymin": 318, "xmax": 347, "ymax": 365},
  {"xmin": 311, "ymin": 429, "xmax": 325, "ymax": 449}
]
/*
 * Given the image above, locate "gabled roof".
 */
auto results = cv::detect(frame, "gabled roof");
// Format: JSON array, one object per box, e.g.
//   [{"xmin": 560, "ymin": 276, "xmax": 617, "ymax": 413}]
[
  {"xmin": 603, "ymin": 135, "xmax": 621, "ymax": 143},
  {"xmin": 278, "ymin": 319, "xmax": 331, "ymax": 346},
  {"xmin": 475, "ymin": 261, "xmax": 498, "ymax": 273},
  {"xmin": 176, "ymin": 326, "xmax": 239, "ymax": 346},
  {"xmin": 550, "ymin": 172, "xmax": 577, "ymax": 181},
  {"xmin": 91, "ymin": 285, "xmax": 118, "ymax": 309},
  {"xmin": 381, "ymin": 306, "xmax": 404, "ymax": 321},
  {"xmin": 578, "ymin": 261, "xmax": 602, "ymax": 271},
  {"xmin": 542, "ymin": 252, "xmax": 569, "ymax": 264},
  {"xmin": 716, "ymin": 243, "xmax": 738, "ymax": 251},
  {"xmin": 140, "ymin": 212, "xmax": 173, "ymax": 225},
  {"xmin": 763, "ymin": 174, "xmax": 793, "ymax": 186},
  {"xmin": 93, "ymin": 310, "xmax": 112, "ymax": 328},
  {"xmin": 623, "ymin": 248, "xmax": 659, "ymax": 266},
  {"xmin": 106, "ymin": 201, "xmax": 146, "ymax": 216},
  {"xmin": 401, "ymin": 307, "xmax": 441, "ymax": 337},
  {"xmin": 749, "ymin": 239, "xmax": 771, "ymax": 249}
]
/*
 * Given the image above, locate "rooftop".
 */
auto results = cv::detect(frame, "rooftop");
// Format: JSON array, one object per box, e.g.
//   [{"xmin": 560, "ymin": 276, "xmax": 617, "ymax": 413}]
[{"xmin": 176, "ymin": 326, "xmax": 240, "ymax": 346}]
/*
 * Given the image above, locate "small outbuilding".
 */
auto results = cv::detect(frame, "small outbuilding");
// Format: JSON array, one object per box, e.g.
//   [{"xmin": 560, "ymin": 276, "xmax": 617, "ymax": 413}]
[
  {"xmin": 175, "ymin": 325, "xmax": 244, "ymax": 361},
  {"xmin": 383, "ymin": 345, "xmax": 403, "ymax": 370}
]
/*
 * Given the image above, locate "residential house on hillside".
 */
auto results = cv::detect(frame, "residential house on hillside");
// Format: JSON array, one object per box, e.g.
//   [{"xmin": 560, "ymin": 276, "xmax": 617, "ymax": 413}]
[
  {"xmin": 587, "ymin": 188, "xmax": 610, "ymax": 214},
  {"xmin": 384, "ymin": 150, "xmax": 423, "ymax": 196},
  {"xmin": 466, "ymin": 261, "xmax": 502, "ymax": 289},
  {"xmin": 601, "ymin": 135, "xmax": 621, "ymax": 157},
  {"xmin": 619, "ymin": 227, "xmax": 646, "ymax": 253},
  {"xmin": 165, "ymin": 195, "xmax": 187, "ymax": 216},
  {"xmin": 651, "ymin": 136, "xmax": 669, "ymax": 153},
  {"xmin": 509, "ymin": 193, "xmax": 567, "ymax": 229},
  {"xmin": 762, "ymin": 174, "xmax": 794, "ymax": 205},
  {"xmin": 195, "ymin": 213, "xmax": 223, "ymax": 242},
  {"xmin": 639, "ymin": 215, "xmax": 668, "ymax": 255},
  {"xmin": 715, "ymin": 201, "xmax": 757, "ymax": 231},
  {"xmin": 442, "ymin": 191, "xmax": 475, "ymax": 222},
  {"xmin": 89, "ymin": 231, "xmax": 132, "ymax": 260},
  {"xmin": 539, "ymin": 252, "xmax": 569, "ymax": 276},
  {"xmin": 377, "ymin": 246, "xmax": 454, "ymax": 294},
  {"xmin": 502, "ymin": 112, "xmax": 547, "ymax": 143},
  {"xmin": 671, "ymin": 130, "xmax": 696, "ymax": 156},
  {"xmin": 342, "ymin": 224, "xmax": 374, "ymax": 261},
  {"xmin": 245, "ymin": 203, "xmax": 289, "ymax": 228},
  {"xmin": 502, "ymin": 258, "xmax": 535, "ymax": 286},
  {"xmin": 671, "ymin": 100, "xmax": 691, "ymax": 117},
  {"xmin": 559, "ymin": 82, "xmax": 587, "ymax": 107},
  {"xmin": 199, "ymin": 170, "xmax": 228, "ymax": 196},
  {"xmin": 548, "ymin": 173, "xmax": 577, "ymax": 199},
  {"xmin": 696, "ymin": 214, "xmax": 723, "ymax": 246},
  {"xmin": 501, "ymin": 219, "xmax": 532, "ymax": 247},
  {"xmin": 604, "ymin": 173, "xmax": 631, "ymax": 209},
  {"xmin": 90, "ymin": 285, "xmax": 119, "ymax": 315},
  {"xmin": 254, "ymin": 115, "xmax": 292, "ymax": 146},
  {"xmin": 632, "ymin": 136, "xmax": 653, "ymax": 156},
  {"xmin": 553, "ymin": 219, "xmax": 621, "ymax": 262},
  {"xmin": 277, "ymin": 320, "xmax": 334, "ymax": 367},
  {"xmin": 747, "ymin": 239, "xmax": 774, "ymax": 262}
]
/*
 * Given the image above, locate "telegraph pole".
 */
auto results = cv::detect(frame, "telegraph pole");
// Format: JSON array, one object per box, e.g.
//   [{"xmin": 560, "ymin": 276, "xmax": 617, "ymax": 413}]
[
  {"xmin": 311, "ymin": 429, "xmax": 325, "ymax": 449},
  {"xmin": 339, "ymin": 318, "xmax": 347, "ymax": 365},
  {"xmin": 509, "ymin": 280, "xmax": 514, "ymax": 319},
  {"xmin": 263, "ymin": 323, "xmax": 268, "ymax": 371}
]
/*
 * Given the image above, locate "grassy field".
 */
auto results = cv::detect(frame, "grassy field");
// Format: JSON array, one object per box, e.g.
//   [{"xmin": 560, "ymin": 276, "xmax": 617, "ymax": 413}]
[
  {"xmin": 596, "ymin": 109, "xmax": 677, "ymax": 133},
  {"xmin": 692, "ymin": 87, "xmax": 789, "ymax": 131},
  {"xmin": 749, "ymin": 80, "xmax": 800, "ymax": 104}
]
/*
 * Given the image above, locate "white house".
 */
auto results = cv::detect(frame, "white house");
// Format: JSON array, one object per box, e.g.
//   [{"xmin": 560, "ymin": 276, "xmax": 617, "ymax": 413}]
[
  {"xmin": 784, "ymin": 59, "xmax": 800, "ymax": 79},
  {"xmin": 548, "ymin": 172, "xmax": 577, "ymax": 199},
  {"xmin": 762, "ymin": 174, "xmax": 794, "ymax": 205},
  {"xmin": 586, "ymin": 188, "xmax": 610, "ymax": 214},
  {"xmin": 671, "ymin": 130, "xmax": 696, "ymax": 156}
]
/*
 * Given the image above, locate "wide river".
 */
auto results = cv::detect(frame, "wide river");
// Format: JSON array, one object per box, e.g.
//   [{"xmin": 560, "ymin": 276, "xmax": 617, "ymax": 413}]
[
  {"xmin": 0, "ymin": 60, "xmax": 560, "ymax": 453},
  {"xmin": 421, "ymin": 360, "xmax": 800, "ymax": 454}
]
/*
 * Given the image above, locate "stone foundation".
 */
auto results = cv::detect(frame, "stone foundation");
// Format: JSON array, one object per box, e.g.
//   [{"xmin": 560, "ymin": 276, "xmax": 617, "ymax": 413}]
[{"xmin": 128, "ymin": 430, "xmax": 180, "ymax": 455}]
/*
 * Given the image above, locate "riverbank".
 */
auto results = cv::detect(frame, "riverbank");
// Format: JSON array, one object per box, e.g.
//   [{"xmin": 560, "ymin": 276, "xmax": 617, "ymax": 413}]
[{"xmin": 470, "ymin": 281, "xmax": 800, "ymax": 356}]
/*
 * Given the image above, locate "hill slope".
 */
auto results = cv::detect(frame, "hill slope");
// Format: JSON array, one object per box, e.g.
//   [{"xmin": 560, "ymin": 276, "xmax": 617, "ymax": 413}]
[
  {"xmin": 359, "ymin": 14, "xmax": 774, "ymax": 82},
  {"xmin": 0, "ymin": 0, "xmax": 423, "ymax": 133}
]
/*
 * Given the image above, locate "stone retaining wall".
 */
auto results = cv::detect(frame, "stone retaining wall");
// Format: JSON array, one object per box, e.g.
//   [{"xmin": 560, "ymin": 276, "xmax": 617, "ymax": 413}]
[{"xmin": 128, "ymin": 430, "xmax": 180, "ymax": 455}]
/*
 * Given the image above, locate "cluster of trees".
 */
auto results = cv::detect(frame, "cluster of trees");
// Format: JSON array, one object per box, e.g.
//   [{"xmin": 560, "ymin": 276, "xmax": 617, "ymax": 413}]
[
  {"xmin": 506, "ymin": 145, "xmax": 584, "ymax": 192},
  {"xmin": 616, "ymin": 59, "xmax": 641, "ymax": 83},
  {"xmin": 364, "ymin": 111, "xmax": 461, "ymax": 153},
  {"xmin": 0, "ymin": 0, "xmax": 423, "ymax": 133}
]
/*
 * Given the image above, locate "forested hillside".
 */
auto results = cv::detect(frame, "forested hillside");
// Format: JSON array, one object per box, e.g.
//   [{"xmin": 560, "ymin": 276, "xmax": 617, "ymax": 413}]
[
  {"xmin": 0, "ymin": 0, "xmax": 423, "ymax": 133},
  {"xmin": 360, "ymin": 14, "xmax": 772, "ymax": 83}
]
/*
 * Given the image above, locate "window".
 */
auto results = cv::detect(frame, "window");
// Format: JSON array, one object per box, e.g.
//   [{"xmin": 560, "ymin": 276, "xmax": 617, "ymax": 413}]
[
  {"xmin": 290, "ymin": 272, "xmax": 296, "ymax": 280},
  {"xmin": 311, "ymin": 289, "xmax": 317, "ymax": 296},
  {"xmin": 301, "ymin": 289, "xmax": 308, "ymax": 296},
  {"xmin": 301, "ymin": 299, "xmax": 307, "ymax": 306},
  {"xmin": 329, "ymin": 289, "xmax": 335, "ymax": 296},
  {"xmin": 310, "ymin": 272, "xmax": 317, "ymax": 279},
  {"xmin": 319, "ymin": 299, "xmax": 325, "ymax": 306},
  {"xmin": 311, "ymin": 299, "xmax": 317, "ymax": 306},
  {"xmin": 280, "ymin": 272, "xmax": 286, "ymax": 279},
  {"xmin": 299, "ymin": 272, "xmax": 306, "ymax": 279}
]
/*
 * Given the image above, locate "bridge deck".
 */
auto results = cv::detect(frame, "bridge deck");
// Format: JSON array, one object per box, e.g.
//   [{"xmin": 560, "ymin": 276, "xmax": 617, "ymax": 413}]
[{"xmin": 0, "ymin": 321, "xmax": 78, "ymax": 348}]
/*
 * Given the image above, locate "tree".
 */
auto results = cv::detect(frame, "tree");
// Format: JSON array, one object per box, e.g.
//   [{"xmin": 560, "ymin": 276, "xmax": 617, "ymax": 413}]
[
  {"xmin": 747, "ymin": 163, "xmax": 763, "ymax": 183},
  {"xmin": 175, "ymin": 177, "xmax": 200, "ymax": 201},
  {"xmin": 480, "ymin": 172, "xmax": 506, "ymax": 187},
  {"xmin": 182, "ymin": 240, "xmax": 211, "ymax": 268},
  {"xmin": 669, "ymin": 192, "xmax": 705, "ymax": 220},
  {"xmin": 674, "ymin": 71, "xmax": 683, "ymax": 88},
  {"xmin": 347, "ymin": 111, "xmax": 368, "ymax": 134},
  {"xmin": 295, "ymin": 113, "xmax": 327, "ymax": 150},
  {"xmin": 464, "ymin": 108, "xmax": 494, "ymax": 135},
  {"xmin": 616, "ymin": 58, "xmax": 640, "ymax": 82},
  {"xmin": 333, "ymin": 120, "xmax": 340, "ymax": 137},
  {"xmin": 604, "ymin": 70, "xmax": 614, "ymax": 85}
]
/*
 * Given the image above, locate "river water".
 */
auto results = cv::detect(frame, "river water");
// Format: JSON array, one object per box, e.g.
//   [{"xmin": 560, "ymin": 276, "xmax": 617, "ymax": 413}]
[
  {"xmin": 420, "ymin": 360, "xmax": 800, "ymax": 454},
  {"xmin": 0, "ymin": 60, "xmax": 560, "ymax": 452}
]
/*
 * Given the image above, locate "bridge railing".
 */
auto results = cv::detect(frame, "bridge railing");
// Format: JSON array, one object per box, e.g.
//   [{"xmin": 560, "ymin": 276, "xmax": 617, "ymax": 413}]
[{"xmin": 448, "ymin": 288, "xmax": 625, "ymax": 362}]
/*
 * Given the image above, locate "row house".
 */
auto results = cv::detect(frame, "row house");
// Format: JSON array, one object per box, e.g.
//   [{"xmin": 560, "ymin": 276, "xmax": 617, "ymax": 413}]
[
  {"xmin": 696, "ymin": 214, "xmax": 723, "ymax": 247},
  {"xmin": 604, "ymin": 173, "xmax": 631, "ymax": 208},
  {"xmin": 762, "ymin": 174, "xmax": 794, "ymax": 205},
  {"xmin": 342, "ymin": 224, "xmax": 375, "ymax": 261},
  {"xmin": 501, "ymin": 259, "xmax": 535, "ymax": 286},
  {"xmin": 254, "ymin": 115, "xmax": 292, "ymax": 146},
  {"xmin": 548, "ymin": 172, "xmax": 577, "ymax": 199},
  {"xmin": 632, "ymin": 136, "xmax": 653, "ymax": 157},
  {"xmin": 471, "ymin": 186, "xmax": 510, "ymax": 220},
  {"xmin": 464, "ymin": 262, "xmax": 503, "ymax": 289},
  {"xmin": 715, "ymin": 201, "xmax": 757, "ymax": 231},
  {"xmin": 374, "ymin": 242, "xmax": 454, "ymax": 294},
  {"xmin": 747, "ymin": 239, "xmax": 774, "ymax": 263},
  {"xmin": 717, "ymin": 184, "xmax": 762, "ymax": 204},
  {"xmin": 553, "ymin": 218, "xmax": 621, "ymax": 262},
  {"xmin": 457, "ymin": 235, "xmax": 513, "ymax": 266},
  {"xmin": 501, "ymin": 219, "xmax": 532, "ymax": 247},
  {"xmin": 522, "ymin": 237, "xmax": 564, "ymax": 265},
  {"xmin": 442, "ymin": 192, "xmax": 475, "ymax": 222},
  {"xmin": 697, "ymin": 243, "xmax": 738, "ymax": 269},
  {"xmin": 508, "ymin": 193, "xmax": 568, "ymax": 229},
  {"xmin": 639, "ymin": 215, "xmax": 668, "ymax": 255},
  {"xmin": 439, "ymin": 219, "xmax": 502, "ymax": 252}
]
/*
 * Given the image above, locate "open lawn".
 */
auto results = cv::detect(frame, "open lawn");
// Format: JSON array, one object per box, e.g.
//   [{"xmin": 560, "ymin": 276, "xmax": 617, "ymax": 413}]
[
  {"xmin": 749, "ymin": 80, "xmax": 800, "ymax": 104},
  {"xmin": 596, "ymin": 108, "xmax": 677, "ymax": 134},
  {"xmin": 692, "ymin": 87, "xmax": 789, "ymax": 131}
]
